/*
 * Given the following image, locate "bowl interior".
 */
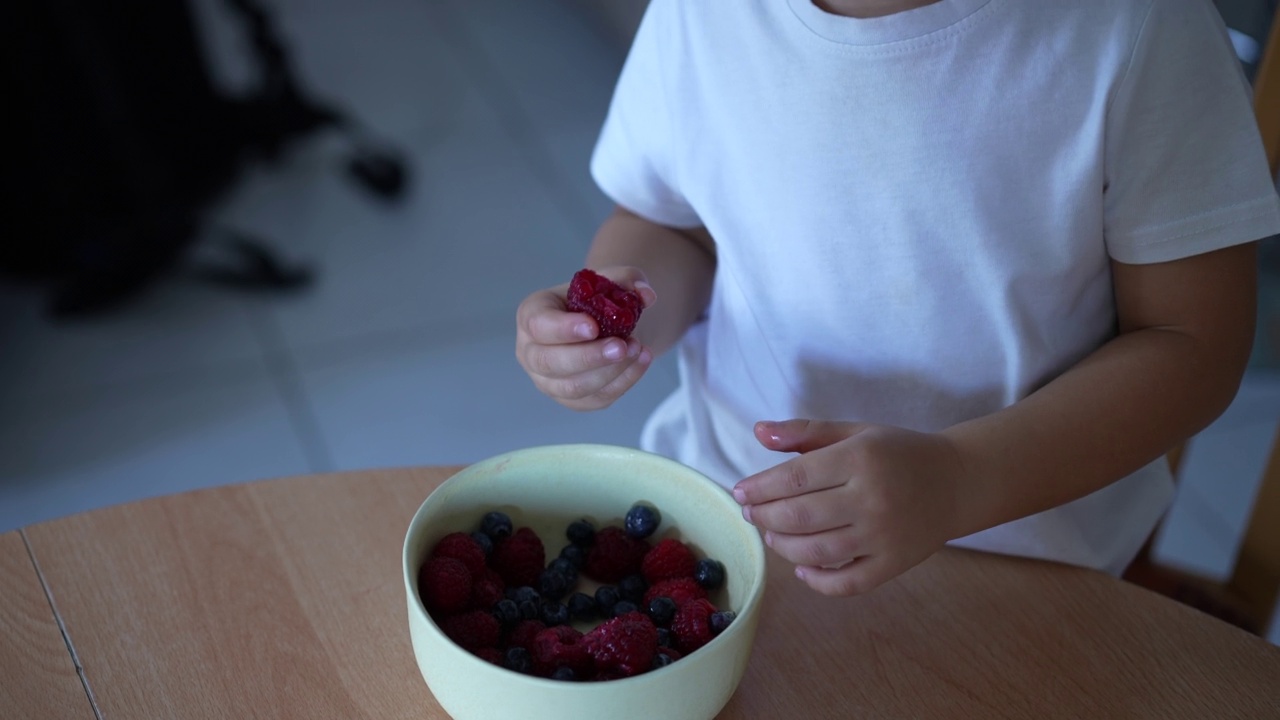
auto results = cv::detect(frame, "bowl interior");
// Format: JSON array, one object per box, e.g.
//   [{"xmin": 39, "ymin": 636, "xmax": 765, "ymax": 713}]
[{"xmin": 404, "ymin": 444, "xmax": 765, "ymax": 628}]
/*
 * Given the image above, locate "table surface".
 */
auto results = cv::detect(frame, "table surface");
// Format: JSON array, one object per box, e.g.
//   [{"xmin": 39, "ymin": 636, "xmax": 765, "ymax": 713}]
[{"xmin": 3, "ymin": 466, "xmax": 1278, "ymax": 719}]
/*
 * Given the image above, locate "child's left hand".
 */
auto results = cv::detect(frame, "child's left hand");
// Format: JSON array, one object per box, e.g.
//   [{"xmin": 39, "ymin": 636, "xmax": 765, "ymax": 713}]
[{"xmin": 732, "ymin": 419, "xmax": 967, "ymax": 597}]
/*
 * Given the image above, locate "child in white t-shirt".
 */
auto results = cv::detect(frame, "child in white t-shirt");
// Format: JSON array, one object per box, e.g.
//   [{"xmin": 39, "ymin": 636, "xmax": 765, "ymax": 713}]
[{"xmin": 515, "ymin": 0, "xmax": 1280, "ymax": 595}]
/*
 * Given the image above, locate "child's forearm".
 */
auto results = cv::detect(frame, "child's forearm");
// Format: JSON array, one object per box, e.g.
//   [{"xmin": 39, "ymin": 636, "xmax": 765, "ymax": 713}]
[
  {"xmin": 585, "ymin": 207, "xmax": 716, "ymax": 356},
  {"xmin": 941, "ymin": 244, "xmax": 1258, "ymax": 540}
]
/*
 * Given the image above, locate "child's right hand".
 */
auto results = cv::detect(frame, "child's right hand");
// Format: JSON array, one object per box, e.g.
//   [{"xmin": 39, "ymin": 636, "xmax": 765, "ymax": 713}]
[{"xmin": 515, "ymin": 267, "xmax": 656, "ymax": 411}]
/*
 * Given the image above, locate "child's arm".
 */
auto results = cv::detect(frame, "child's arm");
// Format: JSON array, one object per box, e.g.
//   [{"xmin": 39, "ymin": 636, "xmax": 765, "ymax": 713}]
[
  {"xmin": 514, "ymin": 206, "xmax": 714, "ymax": 410},
  {"xmin": 732, "ymin": 242, "xmax": 1257, "ymax": 596},
  {"xmin": 944, "ymin": 242, "xmax": 1257, "ymax": 537}
]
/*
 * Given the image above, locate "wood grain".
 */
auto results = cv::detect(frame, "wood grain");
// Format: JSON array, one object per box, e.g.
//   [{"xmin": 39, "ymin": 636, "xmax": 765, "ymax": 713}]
[
  {"xmin": 21, "ymin": 468, "xmax": 1280, "ymax": 720},
  {"xmin": 23, "ymin": 470, "xmax": 447, "ymax": 720},
  {"xmin": 0, "ymin": 531, "xmax": 95, "ymax": 719},
  {"xmin": 724, "ymin": 549, "xmax": 1280, "ymax": 719}
]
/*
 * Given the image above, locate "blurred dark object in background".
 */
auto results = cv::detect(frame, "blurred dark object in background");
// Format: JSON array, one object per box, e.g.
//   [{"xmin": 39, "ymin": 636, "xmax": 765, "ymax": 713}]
[{"xmin": 0, "ymin": 0, "xmax": 409, "ymax": 319}]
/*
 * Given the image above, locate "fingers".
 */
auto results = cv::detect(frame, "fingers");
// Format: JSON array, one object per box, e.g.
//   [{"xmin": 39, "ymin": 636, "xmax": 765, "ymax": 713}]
[
  {"xmin": 793, "ymin": 556, "xmax": 893, "ymax": 597},
  {"xmin": 743, "ymin": 489, "xmax": 851, "ymax": 534},
  {"xmin": 763, "ymin": 525, "xmax": 863, "ymax": 569},
  {"xmin": 559, "ymin": 346, "xmax": 653, "ymax": 411},
  {"xmin": 754, "ymin": 419, "xmax": 869, "ymax": 454},
  {"xmin": 732, "ymin": 452, "xmax": 845, "ymax": 506},
  {"xmin": 519, "ymin": 288, "xmax": 594, "ymax": 345},
  {"xmin": 515, "ymin": 269, "xmax": 656, "ymax": 410}
]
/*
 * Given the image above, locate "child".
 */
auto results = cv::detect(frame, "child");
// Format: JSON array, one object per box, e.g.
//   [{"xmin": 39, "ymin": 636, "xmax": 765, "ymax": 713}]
[{"xmin": 515, "ymin": 0, "xmax": 1280, "ymax": 596}]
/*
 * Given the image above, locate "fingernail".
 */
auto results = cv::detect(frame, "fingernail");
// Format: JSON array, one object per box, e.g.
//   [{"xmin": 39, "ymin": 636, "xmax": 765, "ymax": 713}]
[
  {"xmin": 574, "ymin": 323, "xmax": 594, "ymax": 340},
  {"xmin": 635, "ymin": 280, "xmax": 654, "ymax": 304},
  {"xmin": 756, "ymin": 421, "xmax": 780, "ymax": 442},
  {"xmin": 732, "ymin": 487, "xmax": 746, "ymax": 504},
  {"xmin": 741, "ymin": 505, "xmax": 752, "ymax": 522},
  {"xmin": 638, "ymin": 348, "xmax": 652, "ymax": 365},
  {"xmin": 795, "ymin": 566, "xmax": 807, "ymax": 580},
  {"xmin": 603, "ymin": 342, "xmax": 624, "ymax": 361},
  {"xmin": 627, "ymin": 340, "xmax": 640, "ymax": 358},
  {"xmin": 764, "ymin": 531, "xmax": 774, "ymax": 547}
]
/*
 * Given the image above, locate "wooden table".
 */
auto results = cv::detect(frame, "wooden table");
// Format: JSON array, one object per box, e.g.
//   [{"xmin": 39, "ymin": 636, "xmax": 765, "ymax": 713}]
[{"xmin": 3, "ymin": 467, "xmax": 1278, "ymax": 719}]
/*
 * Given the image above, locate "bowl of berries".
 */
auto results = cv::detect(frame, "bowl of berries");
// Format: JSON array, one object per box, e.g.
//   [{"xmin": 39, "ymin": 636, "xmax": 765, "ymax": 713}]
[{"xmin": 402, "ymin": 444, "xmax": 767, "ymax": 720}]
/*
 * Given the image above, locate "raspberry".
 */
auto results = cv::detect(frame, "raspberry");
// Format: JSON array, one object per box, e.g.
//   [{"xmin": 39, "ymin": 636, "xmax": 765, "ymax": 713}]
[
  {"xmin": 643, "ymin": 577, "xmax": 708, "ymax": 608},
  {"xmin": 431, "ymin": 532, "xmax": 488, "ymax": 576},
  {"xmin": 507, "ymin": 619, "xmax": 547, "ymax": 652},
  {"xmin": 642, "ymin": 539, "xmax": 697, "ymax": 584},
  {"xmin": 419, "ymin": 557, "xmax": 473, "ymax": 615},
  {"xmin": 565, "ymin": 268, "xmax": 644, "ymax": 339},
  {"xmin": 671, "ymin": 598, "xmax": 717, "ymax": 654},
  {"xmin": 583, "ymin": 527, "xmax": 650, "ymax": 583},
  {"xmin": 531, "ymin": 625, "xmax": 595, "ymax": 678},
  {"xmin": 471, "ymin": 567, "xmax": 506, "ymax": 610},
  {"xmin": 441, "ymin": 610, "xmax": 500, "ymax": 650},
  {"xmin": 490, "ymin": 527, "xmax": 545, "ymax": 587},
  {"xmin": 584, "ymin": 611, "xmax": 660, "ymax": 678}
]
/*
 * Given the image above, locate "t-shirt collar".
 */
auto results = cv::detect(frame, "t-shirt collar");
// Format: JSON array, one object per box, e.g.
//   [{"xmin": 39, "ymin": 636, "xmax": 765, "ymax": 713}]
[{"xmin": 785, "ymin": 0, "xmax": 995, "ymax": 46}]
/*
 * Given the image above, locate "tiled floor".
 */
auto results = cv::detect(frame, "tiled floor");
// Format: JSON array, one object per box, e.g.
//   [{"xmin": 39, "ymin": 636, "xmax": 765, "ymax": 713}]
[
  {"xmin": 0, "ymin": 0, "xmax": 678, "ymax": 531},
  {"xmin": 1, "ymin": 0, "xmax": 1276, "ymax": 642}
]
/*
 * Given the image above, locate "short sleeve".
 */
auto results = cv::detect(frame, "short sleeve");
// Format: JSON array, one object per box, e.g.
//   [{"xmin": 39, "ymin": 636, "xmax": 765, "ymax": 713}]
[
  {"xmin": 1104, "ymin": 0, "xmax": 1280, "ymax": 264},
  {"xmin": 589, "ymin": 0, "xmax": 702, "ymax": 229}
]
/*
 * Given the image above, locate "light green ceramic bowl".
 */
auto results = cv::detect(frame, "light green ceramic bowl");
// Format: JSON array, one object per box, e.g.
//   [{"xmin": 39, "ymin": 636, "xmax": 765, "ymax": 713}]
[{"xmin": 402, "ymin": 444, "xmax": 767, "ymax": 720}]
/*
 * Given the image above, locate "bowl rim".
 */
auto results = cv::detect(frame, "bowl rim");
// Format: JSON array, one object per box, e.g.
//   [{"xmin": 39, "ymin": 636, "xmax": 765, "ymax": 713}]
[{"xmin": 401, "ymin": 443, "xmax": 768, "ymax": 689}]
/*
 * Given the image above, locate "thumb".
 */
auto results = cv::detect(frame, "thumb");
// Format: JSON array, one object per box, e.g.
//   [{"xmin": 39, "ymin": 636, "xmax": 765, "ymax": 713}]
[{"xmin": 754, "ymin": 419, "xmax": 869, "ymax": 454}]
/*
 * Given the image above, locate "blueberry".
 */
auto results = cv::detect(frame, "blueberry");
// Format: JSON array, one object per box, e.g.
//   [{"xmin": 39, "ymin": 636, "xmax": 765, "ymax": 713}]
[
  {"xmin": 566, "ymin": 518, "xmax": 596, "ymax": 547},
  {"xmin": 558, "ymin": 544, "xmax": 586, "ymax": 568},
  {"xmin": 504, "ymin": 646, "xmax": 533, "ymax": 674},
  {"xmin": 538, "ymin": 568, "xmax": 571, "ymax": 601},
  {"xmin": 567, "ymin": 592, "xmax": 598, "ymax": 621},
  {"xmin": 469, "ymin": 530, "xmax": 493, "ymax": 557},
  {"xmin": 550, "ymin": 666, "xmax": 577, "ymax": 681},
  {"xmin": 549, "ymin": 557, "xmax": 579, "ymax": 585},
  {"xmin": 510, "ymin": 586, "xmax": 541, "ymax": 604},
  {"xmin": 710, "ymin": 610, "xmax": 737, "ymax": 635},
  {"xmin": 480, "ymin": 511, "xmax": 513, "ymax": 540},
  {"xmin": 492, "ymin": 598, "xmax": 520, "ymax": 628},
  {"xmin": 624, "ymin": 504, "xmax": 661, "ymax": 539},
  {"xmin": 517, "ymin": 599, "xmax": 540, "ymax": 621},
  {"xmin": 541, "ymin": 601, "xmax": 570, "ymax": 627},
  {"xmin": 694, "ymin": 558, "xmax": 726, "ymax": 590},
  {"xmin": 656, "ymin": 628, "xmax": 673, "ymax": 648},
  {"xmin": 618, "ymin": 574, "xmax": 648, "ymax": 603},
  {"xmin": 647, "ymin": 596, "xmax": 677, "ymax": 627},
  {"xmin": 594, "ymin": 585, "xmax": 621, "ymax": 613},
  {"xmin": 652, "ymin": 651, "xmax": 678, "ymax": 669},
  {"xmin": 612, "ymin": 600, "xmax": 639, "ymax": 617}
]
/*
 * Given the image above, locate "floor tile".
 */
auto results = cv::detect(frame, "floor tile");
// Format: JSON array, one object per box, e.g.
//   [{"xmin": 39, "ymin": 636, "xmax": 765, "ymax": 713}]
[
  {"xmin": 0, "ymin": 364, "xmax": 311, "ymax": 532},
  {"xmin": 432, "ymin": 0, "xmax": 625, "ymax": 231},
  {"xmin": 0, "ymin": 277, "xmax": 262, "ymax": 407},
  {"xmin": 298, "ymin": 330, "xmax": 679, "ymax": 472}
]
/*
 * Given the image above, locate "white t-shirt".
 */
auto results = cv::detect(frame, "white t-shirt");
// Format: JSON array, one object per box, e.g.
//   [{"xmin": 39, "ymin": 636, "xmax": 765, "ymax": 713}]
[{"xmin": 590, "ymin": 0, "xmax": 1280, "ymax": 575}]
